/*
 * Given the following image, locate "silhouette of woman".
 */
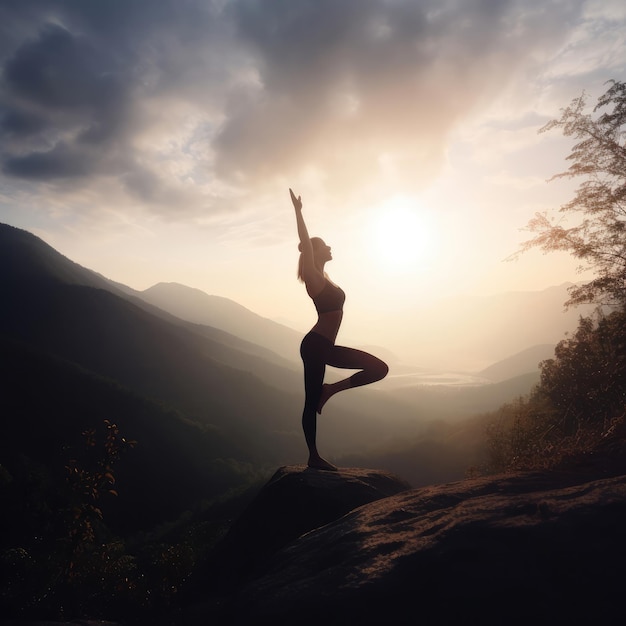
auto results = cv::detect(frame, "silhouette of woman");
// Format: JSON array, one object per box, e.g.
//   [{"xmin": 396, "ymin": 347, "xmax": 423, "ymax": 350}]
[{"xmin": 291, "ymin": 188, "xmax": 389, "ymax": 470}]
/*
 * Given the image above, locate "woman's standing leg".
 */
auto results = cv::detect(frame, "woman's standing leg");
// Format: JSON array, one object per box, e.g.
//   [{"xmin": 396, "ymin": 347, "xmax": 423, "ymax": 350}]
[{"xmin": 300, "ymin": 333, "xmax": 337, "ymax": 470}]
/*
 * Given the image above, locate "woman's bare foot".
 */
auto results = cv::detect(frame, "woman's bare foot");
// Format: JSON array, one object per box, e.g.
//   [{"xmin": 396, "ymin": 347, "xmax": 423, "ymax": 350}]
[
  {"xmin": 307, "ymin": 454, "xmax": 338, "ymax": 471},
  {"xmin": 317, "ymin": 383, "xmax": 333, "ymax": 414}
]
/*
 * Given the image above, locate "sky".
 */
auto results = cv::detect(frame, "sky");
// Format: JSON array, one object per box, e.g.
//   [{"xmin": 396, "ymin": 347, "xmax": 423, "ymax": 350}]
[{"xmin": 1, "ymin": 0, "xmax": 625, "ymax": 367}]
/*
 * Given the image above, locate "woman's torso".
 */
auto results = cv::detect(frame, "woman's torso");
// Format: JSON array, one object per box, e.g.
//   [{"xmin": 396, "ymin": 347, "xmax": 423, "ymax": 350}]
[{"xmin": 308, "ymin": 278, "xmax": 345, "ymax": 343}]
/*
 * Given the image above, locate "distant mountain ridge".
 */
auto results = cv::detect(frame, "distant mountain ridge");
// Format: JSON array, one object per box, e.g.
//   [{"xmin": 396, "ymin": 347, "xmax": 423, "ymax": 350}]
[
  {"xmin": 478, "ymin": 343, "xmax": 555, "ymax": 382},
  {"xmin": 3, "ymin": 221, "xmax": 623, "ymax": 625},
  {"xmin": 1, "ymin": 222, "xmax": 123, "ymax": 291},
  {"xmin": 0, "ymin": 222, "xmax": 311, "ymax": 523},
  {"xmin": 0, "ymin": 221, "xmax": 593, "ymax": 512},
  {"xmin": 390, "ymin": 284, "xmax": 598, "ymax": 370},
  {"xmin": 139, "ymin": 282, "xmax": 302, "ymax": 364},
  {"xmin": 2, "ymin": 222, "xmax": 592, "ymax": 379},
  {"xmin": 0, "ymin": 222, "xmax": 418, "ymax": 490}
]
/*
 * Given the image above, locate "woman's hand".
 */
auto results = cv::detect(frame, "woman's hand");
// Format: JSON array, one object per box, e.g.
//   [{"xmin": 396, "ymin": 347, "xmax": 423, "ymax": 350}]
[{"xmin": 290, "ymin": 188, "xmax": 302, "ymax": 211}]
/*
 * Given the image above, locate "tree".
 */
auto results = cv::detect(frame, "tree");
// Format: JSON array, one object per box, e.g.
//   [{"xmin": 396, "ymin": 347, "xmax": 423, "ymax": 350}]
[
  {"xmin": 478, "ymin": 306, "xmax": 626, "ymax": 475},
  {"xmin": 539, "ymin": 308, "xmax": 626, "ymax": 429},
  {"xmin": 517, "ymin": 79, "xmax": 626, "ymax": 307}
]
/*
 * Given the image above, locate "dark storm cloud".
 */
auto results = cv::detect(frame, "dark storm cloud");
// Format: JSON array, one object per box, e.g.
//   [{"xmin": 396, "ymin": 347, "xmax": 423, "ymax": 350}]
[
  {"xmin": 0, "ymin": 0, "xmax": 229, "ymax": 192},
  {"xmin": 5, "ymin": 23, "xmax": 120, "ymax": 111},
  {"xmin": 0, "ymin": 0, "xmax": 590, "ymax": 207},
  {"xmin": 1, "ymin": 21, "xmax": 131, "ymax": 179},
  {"xmin": 3, "ymin": 141, "xmax": 94, "ymax": 179}
]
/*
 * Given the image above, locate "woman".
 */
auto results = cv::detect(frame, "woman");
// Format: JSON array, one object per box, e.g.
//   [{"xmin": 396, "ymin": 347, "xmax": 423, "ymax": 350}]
[{"xmin": 291, "ymin": 188, "xmax": 388, "ymax": 471}]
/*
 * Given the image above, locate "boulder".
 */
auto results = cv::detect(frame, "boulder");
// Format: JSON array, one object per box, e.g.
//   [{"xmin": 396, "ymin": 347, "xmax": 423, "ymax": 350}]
[
  {"xmin": 212, "ymin": 470, "xmax": 626, "ymax": 625},
  {"xmin": 195, "ymin": 465, "xmax": 411, "ymax": 591}
]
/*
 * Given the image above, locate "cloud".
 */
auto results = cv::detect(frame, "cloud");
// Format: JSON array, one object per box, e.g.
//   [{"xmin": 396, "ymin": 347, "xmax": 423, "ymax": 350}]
[
  {"xmin": 215, "ymin": 0, "xmax": 590, "ymax": 191},
  {"xmin": 0, "ymin": 0, "xmax": 236, "ymax": 213},
  {"xmin": 0, "ymin": 0, "xmax": 621, "ymax": 222}
]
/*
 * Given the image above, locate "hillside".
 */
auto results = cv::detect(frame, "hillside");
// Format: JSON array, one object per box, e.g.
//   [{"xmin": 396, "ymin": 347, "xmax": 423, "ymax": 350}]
[
  {"xmin": 2, "ymin": 221, "xmax": 623, "ymax": 624},
  {"xmin": 0, "ymin": 222, "xmax": 125, "ymax": 291},
  {"xmin": 140, "ymin": 282, "xmax": 302, "ymax": 364},
  {"xmin": 0, "ymin": 225, "xmax": 310, "ymax": 471},
  {"xmin": 0, "ymin": 221, "xmax": 574, "ymax": 486},
  {"xmin": 478, "ymin": 343, "xmax": 555, "ymax": 382},
  {"xmin": 1, "ymin": 280, "xmax": 300, "ymax": 446},
  {"xmin": 0, "ymin": 335, "xmax": 244, "ymax": 534},
  {"xmin": 0, "ymin": 223, "xmax": 421, "ymax": 491}
]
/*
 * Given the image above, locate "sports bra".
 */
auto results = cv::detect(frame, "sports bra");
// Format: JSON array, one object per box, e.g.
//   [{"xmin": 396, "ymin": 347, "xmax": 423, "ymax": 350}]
[{"xmin": 312, "ymin": 279, "xmax": 345, "ymax": 314}]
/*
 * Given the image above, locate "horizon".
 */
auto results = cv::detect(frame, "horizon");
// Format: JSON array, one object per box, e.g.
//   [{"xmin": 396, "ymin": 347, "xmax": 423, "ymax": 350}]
[
  {"xmin": 1, "ymin": 1, "xmax": 624, "ymax": 367},
  {"xmin": 0, "ymin": 218, "xmax": 598, "ymax": 372}
]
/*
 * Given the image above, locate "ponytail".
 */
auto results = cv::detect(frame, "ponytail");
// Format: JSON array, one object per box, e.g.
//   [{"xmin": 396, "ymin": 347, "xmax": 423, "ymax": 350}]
[
  {"xmin": 297, "ymin": 237, "xmax": 322, "ymax": 282},
  {"xmin": 297, "ymin": 252, "xmax": 305, "ymax": 282}
]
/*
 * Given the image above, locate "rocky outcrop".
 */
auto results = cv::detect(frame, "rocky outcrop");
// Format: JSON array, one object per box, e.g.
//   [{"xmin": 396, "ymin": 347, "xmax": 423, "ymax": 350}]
[
  {"xmin": 195, "ymin": 465, "xmax": 411, "ymax": 592},
  {"xmin": 194, "ymin": 468, "xmax": 626, "ymax": 626}
]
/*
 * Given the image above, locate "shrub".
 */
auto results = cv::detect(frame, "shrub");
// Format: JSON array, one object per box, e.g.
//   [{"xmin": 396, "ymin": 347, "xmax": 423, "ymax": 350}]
[{"xmin": 479, "ymin": 308, "xmax": 626, "ymax": 474}]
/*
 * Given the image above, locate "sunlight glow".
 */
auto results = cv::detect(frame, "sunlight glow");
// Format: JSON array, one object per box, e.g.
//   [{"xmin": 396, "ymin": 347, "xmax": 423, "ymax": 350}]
[{"xmin": 368, "ymin": 195, "xmax": 438, "ymax": 272}]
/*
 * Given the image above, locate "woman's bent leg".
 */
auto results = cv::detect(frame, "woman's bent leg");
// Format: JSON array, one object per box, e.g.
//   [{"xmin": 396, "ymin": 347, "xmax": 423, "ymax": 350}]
[
  {"xmin": 318, "ymin": 345, "xmax": 388, "ymax": 412},
  {"xmin": 329, "ymin": 345, "xmax": 389, "ymax": 387}
]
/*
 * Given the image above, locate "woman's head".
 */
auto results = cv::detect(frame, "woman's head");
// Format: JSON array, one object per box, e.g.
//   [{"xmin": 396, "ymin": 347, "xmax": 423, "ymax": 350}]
[
  {"xmin": 298, "ymin": 237, "xmax": 325, "ymax": 253},
  {"xmin": 297, "ymin": 237, "xmax": 332, "ymax": 281}
]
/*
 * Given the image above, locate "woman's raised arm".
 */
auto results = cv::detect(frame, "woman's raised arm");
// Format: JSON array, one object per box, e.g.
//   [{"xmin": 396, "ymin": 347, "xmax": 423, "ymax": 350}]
[
  {"xmin": 290, "ymin": 188, "xmax": 323, "ymax": 288},
  {"xmin": 291, "ymin": 189, "xmax": 310, "ymax": 247}
]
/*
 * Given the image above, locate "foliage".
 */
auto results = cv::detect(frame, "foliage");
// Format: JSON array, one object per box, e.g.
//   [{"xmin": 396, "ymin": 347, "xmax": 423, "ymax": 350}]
[
  {"xmin": 0, "ymin": 418, "xmax": 234, "ymax": 622},
  {"xmin": 478, "ymin": 308, "xmax": 626, "ymax": 474},
  {"xmin": 540, "ymin": 309, "xmax": 626, "ymax": 428},
  {"xmin": 0, "ymin": 333, "xmax": 260, "ymax": 535},
  {"xmin": 483, "ymin": 80, "xmax": 626, "ymax": 474},
  {"xmin": 64, "ymin": 420, "xmax": 136, "ymax": 568},
  {"xmin": 471, "ymin": 396, "xmax": 554, "ymax": 475},
  {"xmin": 1, "ymin": 420, "xmax": 136, "ymax": 619},
  {"xmin": 516, "ymin": 79, "xmax": 626, "ymax": 307}
]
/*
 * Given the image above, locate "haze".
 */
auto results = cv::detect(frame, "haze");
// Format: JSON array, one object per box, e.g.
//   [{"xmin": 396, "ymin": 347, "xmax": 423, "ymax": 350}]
[{"xmin": 1, "ymin": 0, "xmax": 625, "ymax": 369}]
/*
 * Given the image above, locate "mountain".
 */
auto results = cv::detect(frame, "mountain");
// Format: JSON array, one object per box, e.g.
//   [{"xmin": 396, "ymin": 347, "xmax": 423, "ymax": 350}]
[
  {"xmin": 0, "ymin": 334, "xmax": 242, "ymax": 534},
  {"xmin": 1, "ymin": 222, "xmax": 124, "ymax": 291},
  {"xmin": 137, "ymin": 283, "xmax": 584, "ymax": 376},
  {"xmin": 478, "ymin": 343, "xmax": 555, "ymax": 382},
  {"xmin": 4, "ymin": 222, "xmax": 623, "ymax": 623},
  {"xmin": 0, "ymin": 225, "xmax": 303, "ymax": 524},
  {"xmin": 387, "ymin": 284, "xmax": 599, "ymax": 370},
  {"xmin": 2, "ymin": 224, "xmax": 299, "ymax": 376},
  {"xmin": 0, "ymin": 224, "xmax": 304, "ymax": 455},
  {"xmin": 139, "ymin": 282, "xmax": 302, "ymax": 364},
  {"xmin": 0, "ymin": 224, "xmax": 306, "ymax": 528},
  {"xmin": 0, "ymin": 223, "xmax": 420, "ymax": 507},
  {"xmin": 0, "ymin": 221, "xmax": 582, "ymax": 527}
]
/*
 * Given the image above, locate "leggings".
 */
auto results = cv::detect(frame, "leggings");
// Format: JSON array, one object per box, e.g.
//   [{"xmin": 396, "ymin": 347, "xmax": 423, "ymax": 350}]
[{"xmin": 300, "ymin": 331, "xmax": 389, "ymax": 410}]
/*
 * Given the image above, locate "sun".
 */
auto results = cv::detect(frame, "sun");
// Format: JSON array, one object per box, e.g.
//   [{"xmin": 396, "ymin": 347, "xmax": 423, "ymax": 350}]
[{"xmin": 368, "ymin": 195, "xmax": 438, "ymax": 271}]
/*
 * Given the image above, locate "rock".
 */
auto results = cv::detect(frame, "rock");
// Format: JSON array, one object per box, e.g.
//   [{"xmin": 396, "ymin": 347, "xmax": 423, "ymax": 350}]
[
  {"xmin": 192, "ymin": 465, "xmax": 411, "ymax": 593},
  {"xmin": 214, "ymin": 470, "xmax": 626, "ymax": 626}
]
